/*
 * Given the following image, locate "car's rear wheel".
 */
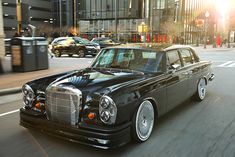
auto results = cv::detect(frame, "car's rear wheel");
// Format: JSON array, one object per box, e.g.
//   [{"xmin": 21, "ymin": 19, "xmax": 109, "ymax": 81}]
[
  {"xmin": 194, "ymin": 78, "xmax": 207, "ymax": 101},
  {"xmin": 54, "ymin": 50, "xmax": 61, "ymax": 57},
  {"xmin": 77, "ymin": 49, "xmax": 85, "ymax": 58},
  {"xmin": 132, "ymin": 100, "xmax": 154, "ymax": 142}
]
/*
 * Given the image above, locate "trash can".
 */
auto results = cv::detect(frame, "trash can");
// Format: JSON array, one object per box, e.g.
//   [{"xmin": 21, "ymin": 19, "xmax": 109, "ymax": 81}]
[
  {"xmin": 34, "ymin": 37, "xmax": 49, "ymax": 70},
  {"xmin": 11, "ymin": 37, "xmax": 36, "ymax": 72},
  {"xmin": 4, "ymin": 39, "xmax": 11, "ymax": 56}
]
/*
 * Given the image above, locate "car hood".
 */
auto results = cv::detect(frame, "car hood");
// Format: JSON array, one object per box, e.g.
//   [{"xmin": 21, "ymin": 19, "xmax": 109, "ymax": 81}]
[
  {"xmin": 84, "ymin": 42, "xmax": 99, "ymax": 46},
  {"xmin": 48, "ymin": 68, "xmax": 145, "ymax": 95}
]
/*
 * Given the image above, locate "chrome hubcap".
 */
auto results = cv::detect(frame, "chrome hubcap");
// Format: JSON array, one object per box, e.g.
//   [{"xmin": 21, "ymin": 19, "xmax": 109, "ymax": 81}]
[
  {"xmin": 136, "ymin": 100, "xmax": 154, "ymax": 141},
  {"xmin": 198, "ymin": 78, "xmax": 206, "ymax": 100},
  {"xmin": 55, "ymin": 50, "xmax": 60, "ymax": 57},
  {"xmin": 78, "ymin": 50, "xmax": 85, "ymax": 57}
]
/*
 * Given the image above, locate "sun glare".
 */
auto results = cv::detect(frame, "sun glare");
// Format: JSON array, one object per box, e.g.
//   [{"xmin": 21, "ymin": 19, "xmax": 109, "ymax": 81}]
[{"xmin": 216, "ymin": 0, "xmax": 230, "ymax": 17}]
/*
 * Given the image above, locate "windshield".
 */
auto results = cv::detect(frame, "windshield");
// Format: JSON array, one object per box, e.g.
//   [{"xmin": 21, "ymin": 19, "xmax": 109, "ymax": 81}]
[
  {"xmin": 92, "ymin": 48, "xmax": 163, "ymax": 73},
  {"xmin": 74, "ymin": 38, "xmax": 90, "ymax": 44}
]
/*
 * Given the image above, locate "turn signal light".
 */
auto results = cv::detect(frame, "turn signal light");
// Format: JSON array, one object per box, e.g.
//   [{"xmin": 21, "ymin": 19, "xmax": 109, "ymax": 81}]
[
  {"xmin": 88, "ymin": 112, "xmax": 95, "ymax": 120},
  {"xmin": 35, "ymin": 102, "xmax": 41, "ymax": 109}
]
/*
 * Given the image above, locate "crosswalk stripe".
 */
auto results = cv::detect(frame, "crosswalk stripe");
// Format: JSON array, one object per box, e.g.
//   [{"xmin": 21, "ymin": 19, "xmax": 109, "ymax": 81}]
[
  {"xmin": 0, "ymin": 109, "xmax": 19, "ymax": 117},
  {"xmin": 227, "ymin": 62, "xmax": 235, "ymax": 67},
  {"xmin": 217, "ymin": 61, "xmax": 234, "ymax": 67}
]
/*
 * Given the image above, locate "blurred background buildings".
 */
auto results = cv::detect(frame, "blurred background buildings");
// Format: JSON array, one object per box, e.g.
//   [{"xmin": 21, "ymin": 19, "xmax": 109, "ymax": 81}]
[{"xmin": 1, "ymin": 0, "xmax": 235, "ymax": 45}]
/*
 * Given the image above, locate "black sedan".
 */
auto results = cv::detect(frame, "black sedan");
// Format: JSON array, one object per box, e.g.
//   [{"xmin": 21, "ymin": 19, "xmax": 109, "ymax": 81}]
[{"xmin": 19, "ymin": 44, "xmax": 214, "ymax": 149}]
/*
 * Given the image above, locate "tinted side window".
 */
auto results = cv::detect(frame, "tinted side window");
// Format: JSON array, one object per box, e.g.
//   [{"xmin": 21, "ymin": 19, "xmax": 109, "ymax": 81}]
[
  {"xmin": 166, "ymin": 50, "xmax": 182, "ymax": 69},
  {"xmin": 180, "ymin": 49, "xmax": 193, "ymax": 66}
]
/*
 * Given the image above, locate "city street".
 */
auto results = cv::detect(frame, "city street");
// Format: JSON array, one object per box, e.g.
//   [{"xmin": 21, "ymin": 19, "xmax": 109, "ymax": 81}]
[{"xmin": 1, "ymin": 48, "xmax": 235, "ymax": 157}]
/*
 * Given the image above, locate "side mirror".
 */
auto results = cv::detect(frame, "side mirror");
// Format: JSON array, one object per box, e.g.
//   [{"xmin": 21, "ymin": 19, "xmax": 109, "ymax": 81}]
[{"xmin": 168, "ymin": 64, "xmax": 180, "ymax": 74}]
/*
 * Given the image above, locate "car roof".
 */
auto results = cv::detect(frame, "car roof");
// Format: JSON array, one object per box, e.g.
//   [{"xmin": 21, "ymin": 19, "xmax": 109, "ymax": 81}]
[
  {"xmin": 164, "ymin": 44, "xmax": 194, "ymax": 51},
  {"xmin": 102, "ymin": 43, "xmax": 194, "ymax": 52},
  {"xmin": 92, "ymin": 37, "xmax": 112, "ymax": 41},
  {"xmin": 51, "ymin": 37, "xmax": 70, "ymax": 44}
]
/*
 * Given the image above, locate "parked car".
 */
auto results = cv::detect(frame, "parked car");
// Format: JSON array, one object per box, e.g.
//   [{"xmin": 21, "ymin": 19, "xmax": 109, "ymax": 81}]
[
  {"xmin": 73, "ymin": 37, "xmax": 100, "ymax": 56},
  {"xmin": 51, "ymin": 37, "xmax": 86, "ymax": 57},
  {"xmin": 91, "ymin": 37, "xmax": 120, "ymax": 49},
  {"xmin": 20, "ymin": 44, "xmax": 214, "ymax": 149},
  {"xmin": 50, "ymin": 37, "xmax": 100, "ymax": 57}
]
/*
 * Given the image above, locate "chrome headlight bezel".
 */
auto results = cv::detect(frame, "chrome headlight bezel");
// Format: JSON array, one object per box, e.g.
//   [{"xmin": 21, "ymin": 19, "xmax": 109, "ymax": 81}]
[
  {"xmin": 99, "ymin": 95, "xmax": 117, "ymax": 125},
  {"xmin": 22, "ymin": 84, "xmax": 35, "ymax": 107}
]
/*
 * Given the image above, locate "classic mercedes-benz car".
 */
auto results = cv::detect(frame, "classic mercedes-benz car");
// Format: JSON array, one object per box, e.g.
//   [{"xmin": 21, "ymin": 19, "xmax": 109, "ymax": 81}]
[{"xmin": 20, "ymin": 44, "xmax": 214, "ymax": 149}]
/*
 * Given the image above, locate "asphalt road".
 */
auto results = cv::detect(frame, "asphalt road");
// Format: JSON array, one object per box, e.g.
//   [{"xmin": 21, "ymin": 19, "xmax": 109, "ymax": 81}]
[{"xmin": 1, "ymin": 48, "xmax": 235, "ymax": 157}]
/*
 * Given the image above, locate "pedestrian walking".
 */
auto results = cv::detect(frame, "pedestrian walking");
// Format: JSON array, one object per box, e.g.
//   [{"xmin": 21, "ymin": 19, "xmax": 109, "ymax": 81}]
[{"xmin": 48, "ymin": 47, "xmax": 54, "ymax": 58}]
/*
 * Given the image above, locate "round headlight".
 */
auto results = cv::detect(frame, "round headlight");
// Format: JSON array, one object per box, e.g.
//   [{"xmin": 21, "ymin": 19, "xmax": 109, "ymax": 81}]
[
  {"xmin": 22, "ymin": 84, "xmax": 34, "ymax": 96},
  {"xmin": 26, "ymin": 91, "xmax": 34, "ymax": 101},
  {"xmin": 100, "ymin": 110, "xmax": 110, "ymax": 122},
  {"xmin": 100, "ymin": 97, "xmax": 110, "ymax": 109},
  {"xmin": 99, "ymin": 95, "xmax": 117, "ymax": 125},
  {"xmin": 22, "ymin": 84, "xmax": 35, "ymax": 107}
]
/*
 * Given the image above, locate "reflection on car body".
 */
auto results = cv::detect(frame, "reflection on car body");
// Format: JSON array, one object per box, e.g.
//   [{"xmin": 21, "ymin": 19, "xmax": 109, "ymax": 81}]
[{"xmin": 19, "ymin": 44, "xmax": 214, "ymax": 149}]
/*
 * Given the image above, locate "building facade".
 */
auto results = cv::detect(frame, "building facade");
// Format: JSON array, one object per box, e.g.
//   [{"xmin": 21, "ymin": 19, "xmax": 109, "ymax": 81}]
[
  {"xmin": 2, "ymin": 0, "xmax": 53, "ymax": 38},
  {"xmin": 73, "ymin": 0, "xmax": 212, "ymax": 44},
  {"xmin": 52, "ymin": 0, "xmax": 75, "ymax": 34},
  {"xmin": 0, "ymin": 0, "xmax": 5, "ymax": 58}
]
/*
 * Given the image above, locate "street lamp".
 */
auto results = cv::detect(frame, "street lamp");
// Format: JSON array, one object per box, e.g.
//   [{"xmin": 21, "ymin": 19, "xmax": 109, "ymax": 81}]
[
  {"xmin": 204, "ymin": 11, "xmax": 210, "ymax": 49},
  {"xmin": 59, "ymin": 0, "xmax": 62, "ymax": 36},
  {"xmin": 227, "ymin": 16, "xmax": 231, "ymax": 48},
  {"xmin": 16, "ymin": 0, "xmax": 22, "ymax": 35}
]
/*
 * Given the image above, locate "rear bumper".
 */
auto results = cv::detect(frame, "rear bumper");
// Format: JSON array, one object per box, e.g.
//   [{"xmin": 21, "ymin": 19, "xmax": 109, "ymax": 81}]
[{"xmin": 20, "ymin": 108, "xmax": 131, "ymax": 149}]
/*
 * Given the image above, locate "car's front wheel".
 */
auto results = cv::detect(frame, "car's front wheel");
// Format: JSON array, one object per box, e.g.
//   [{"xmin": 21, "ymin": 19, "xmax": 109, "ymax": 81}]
[
  {"xmin": 132, "ymin": 100, "xmax": 154, "ymax": 142},
  {"xmin": 54, "ymin": 49, "xmax": 61, "ymax": 57},
  {"xmin": 77, "ymin": 49, "xmax": 85, "ymax": 58},
  {"xmin": 194, "ymin": 78, "xmax": 207, "ymax": 101}
]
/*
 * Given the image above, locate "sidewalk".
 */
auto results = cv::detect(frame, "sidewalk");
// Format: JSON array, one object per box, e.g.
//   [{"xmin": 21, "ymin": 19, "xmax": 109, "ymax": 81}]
[
  {"xmin": 192, "ymin": 44, "xmax": 235, "ymax": 52},
  {"xmin": 0, "ymin": 56, "xmax": 91, "ymax": 96}
]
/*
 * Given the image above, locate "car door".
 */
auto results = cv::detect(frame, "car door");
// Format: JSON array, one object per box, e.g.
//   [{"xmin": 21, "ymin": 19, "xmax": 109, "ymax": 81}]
[
  {"xmin": 179, "ymin": 48, "xmax": 201, "ymax": 97},
  {"xmin": 166, "ymin": 49, "xmax": 189, "ymax": 111}
]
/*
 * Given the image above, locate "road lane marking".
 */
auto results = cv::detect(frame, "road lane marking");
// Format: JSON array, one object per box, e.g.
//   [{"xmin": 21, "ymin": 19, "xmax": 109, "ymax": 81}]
[
  {"xmin": 227, "ymin": 62, "xmax": 235, "ymax": 67},
  {"xmin": 0, "ymin": 109, "xmax": 19, "ymax": 117},
  {"xmin": 217, "ymin": 61, "xmax": 235, "ymax": 67}
]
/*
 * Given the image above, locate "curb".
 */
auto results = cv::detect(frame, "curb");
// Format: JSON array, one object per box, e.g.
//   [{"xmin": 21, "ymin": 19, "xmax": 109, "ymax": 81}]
[{"xmin": 0, "ymin": 87, "xmax": 22, "ymax": 96}]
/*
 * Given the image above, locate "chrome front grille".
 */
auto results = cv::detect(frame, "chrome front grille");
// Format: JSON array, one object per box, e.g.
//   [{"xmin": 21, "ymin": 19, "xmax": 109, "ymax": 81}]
[{"xmin": 45, "ymin": 84, "xmax": 82, "ymax": 126}]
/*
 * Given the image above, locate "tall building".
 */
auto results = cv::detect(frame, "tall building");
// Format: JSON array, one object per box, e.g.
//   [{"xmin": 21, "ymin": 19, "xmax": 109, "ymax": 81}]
[
  {"xmin": 179, "ymin": 0, "xmax": 213, "ymax": 44},
  {"xmin": 74, "ymin": 0, "xmax": 213, "ymax": 44},
  {"xmin": 52, "ymin": 0, "xmax": 75, "ymax": 32},
  {"xmin": 76, "ymin": 0, "xmax": 180, "ymax": 42},
  {"xmin": 2, "ymin": 0, "xmax": 53, "ymax": 38}
]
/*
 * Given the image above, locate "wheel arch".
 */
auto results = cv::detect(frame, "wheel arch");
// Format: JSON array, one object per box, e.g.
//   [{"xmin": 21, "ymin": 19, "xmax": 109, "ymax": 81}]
[{"xmin": 203, "ymin": 76, "xmax": 208, "ymax": 85}]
